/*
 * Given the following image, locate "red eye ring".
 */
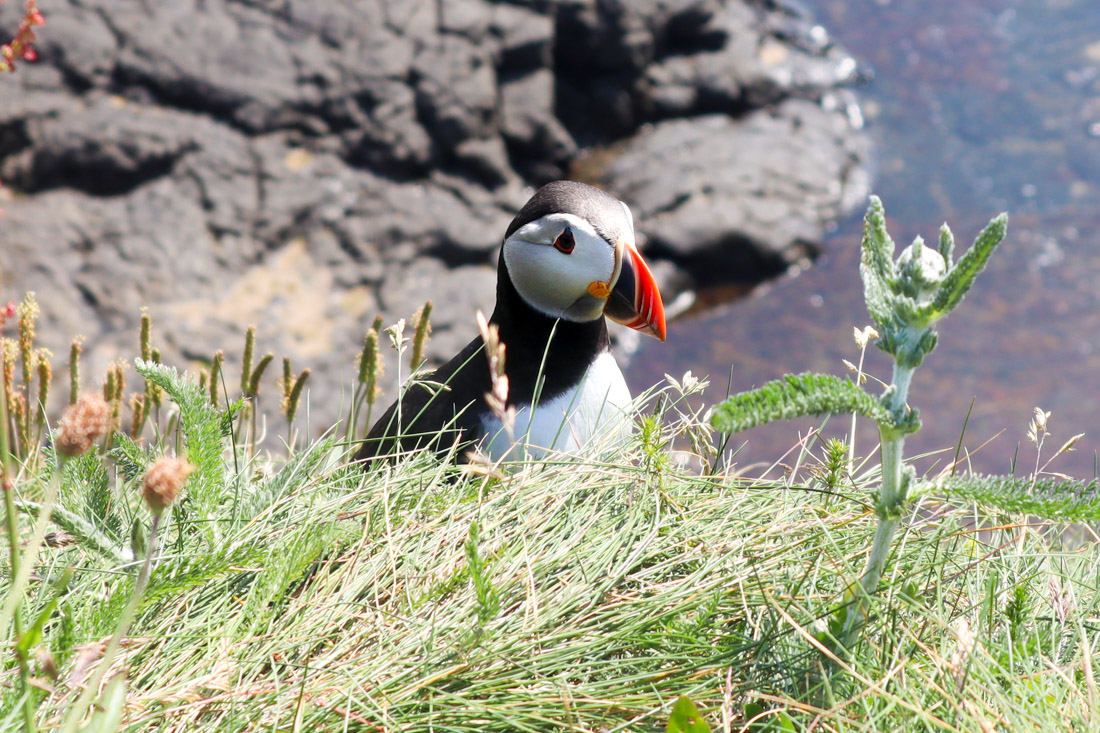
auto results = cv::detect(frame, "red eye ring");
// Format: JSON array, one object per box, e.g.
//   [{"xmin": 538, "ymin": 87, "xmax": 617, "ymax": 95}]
[{"xmin": 553, "ymin": 227, "xmax": 575, "ymax": 254}]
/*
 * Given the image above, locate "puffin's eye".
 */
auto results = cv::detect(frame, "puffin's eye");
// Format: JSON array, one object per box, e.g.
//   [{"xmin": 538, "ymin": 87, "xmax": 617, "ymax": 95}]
[{"xmin": 553, "ymin": 227, "xmax": 575, "ymax": 254}]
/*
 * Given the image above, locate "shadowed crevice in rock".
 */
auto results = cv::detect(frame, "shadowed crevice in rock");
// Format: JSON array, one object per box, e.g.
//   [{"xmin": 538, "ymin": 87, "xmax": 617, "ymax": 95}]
[
  {"xmin": 645, "ymin": 231, "xmax": 797, "ymax": 291},
  {"xmin": 0, "ymin": 0, "xmax": 870, "ymax": 428}
]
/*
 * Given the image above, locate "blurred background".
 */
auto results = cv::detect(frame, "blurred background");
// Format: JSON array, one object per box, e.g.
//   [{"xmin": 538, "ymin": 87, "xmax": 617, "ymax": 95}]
[
  {"xmin": 629, "ymin": 0, "xmax": 1100, "ymax": 477},
  {"xmin": 1, "ymin": 0, "xmax": 1097, "ymax": 475}
]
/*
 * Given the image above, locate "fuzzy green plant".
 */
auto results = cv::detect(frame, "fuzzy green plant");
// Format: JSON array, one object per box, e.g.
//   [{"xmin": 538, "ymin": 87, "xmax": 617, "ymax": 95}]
[
  {"xmin": 148, "ymin": 348, "xmax": 163, "ymax": 407},
  {"xmin": 136, "ymin": 360, "xmax": 225, "ymax": 532},
  {"xmin": 285, "ymin": 369, "xmax": 309, "ymax": 424},
  {"xmin": 129, "ymin": 314, "xmax": 159, "ymax": 439},
  {"xmin": 139, "ymin": 312, "xmax": 152, "ymax": 363},
  {"xmin": 2, "ymin": 391, "xmax": 109, "ymax": 732},
  {"xmin": 710, "ymin": 196, "xmax": 1100, "ymax": 656},
  {"xmin": 32, "ymin": 350, "xmax": 49, "ymax": 439},
  {"xmin": 0, "ymin": 293, "xmax": 56, "ymax": 464},
  {"xmin": 247, "ymin": 352, "xmax": 273, "ymax": 398},
  {"xmin": 280, "ymin": 356, "xmax": 292, "ymax": 405},
  {"xmin": 58, "ymin": 453, "xmax": 193, "ymax": 733}
]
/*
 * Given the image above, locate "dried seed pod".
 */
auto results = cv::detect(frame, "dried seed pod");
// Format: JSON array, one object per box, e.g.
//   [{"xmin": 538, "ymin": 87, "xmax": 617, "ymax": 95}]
[
  {"xmin": 142, "ymin": 455, "xmax": 194, "ymax": 516},
  {"xmin": 129, "ymin": 393, "xmax": 145, "ymax": 440},
  {"xmin": 55, "ymin": 394, "xmax": 111, "ymax": 457},
  {"xmin": 34, "ymin": 349, "xmax": 51, "ymax": 430},
  {"xmin": 16, "ymin": 293, "xmax": 39, "ymax": 387}
]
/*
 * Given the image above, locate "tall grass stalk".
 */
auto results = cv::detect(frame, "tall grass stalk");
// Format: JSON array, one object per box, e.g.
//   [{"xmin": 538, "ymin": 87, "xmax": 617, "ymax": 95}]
[
  {"xmin": 58, "ymin": 514, "xmax": 161, "ymax": 733},
  {"xmin": 0, "ymin": 383, "xmax": 36, "ymax": 731}
]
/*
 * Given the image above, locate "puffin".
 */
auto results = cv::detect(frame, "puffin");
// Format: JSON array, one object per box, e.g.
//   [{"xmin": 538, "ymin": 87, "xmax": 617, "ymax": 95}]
[{"xmin": 356, "ymin": 180, "xmax": 666, "ymax": 463}]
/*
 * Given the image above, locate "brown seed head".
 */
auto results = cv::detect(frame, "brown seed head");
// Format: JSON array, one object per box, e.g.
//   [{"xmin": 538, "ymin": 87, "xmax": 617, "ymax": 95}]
[
  {"xmin": 17, "ymin": 293, "xmax": 39, "ymax": 385},
  {"xmin": 1, "ymin": 338, "xmax": 15, "ymax": 398},
  {"xmin": 68, "ymin": 337, "xmax": 83, "ymax": 405},
  {"xmin": 410, "ymin": 301, "xmax": 433, "ymax": 369},
  {"xmin": 142, "ymin": 456, "xmax": 194, "ymax": 516},
  {"xmin": 55, "ymin": 394, "xmax": 111, "ymax": 457}
]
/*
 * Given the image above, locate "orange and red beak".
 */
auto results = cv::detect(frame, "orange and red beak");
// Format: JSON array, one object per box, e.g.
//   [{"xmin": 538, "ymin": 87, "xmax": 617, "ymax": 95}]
[{"xmin": 604, "ymin": 239, "xmax": 667, "ymax": 341}]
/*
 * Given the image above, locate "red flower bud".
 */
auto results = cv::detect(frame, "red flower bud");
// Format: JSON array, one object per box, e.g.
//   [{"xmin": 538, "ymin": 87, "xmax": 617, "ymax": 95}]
[{"xmin": 20, "ymin": 47, "xmax": 36, "ymax": 62}]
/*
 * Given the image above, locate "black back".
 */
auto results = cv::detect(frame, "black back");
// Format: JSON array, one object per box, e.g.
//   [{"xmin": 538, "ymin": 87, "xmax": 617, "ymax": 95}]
[{"xmin": 356, "ymin": 182, "xmax": 617, "ymax": 461}]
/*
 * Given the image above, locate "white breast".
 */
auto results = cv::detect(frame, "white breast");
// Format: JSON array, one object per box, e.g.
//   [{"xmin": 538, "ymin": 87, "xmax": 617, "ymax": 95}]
[{"xmin": 479, "ymin": 351, "xmax": 633, "ymax": 462}]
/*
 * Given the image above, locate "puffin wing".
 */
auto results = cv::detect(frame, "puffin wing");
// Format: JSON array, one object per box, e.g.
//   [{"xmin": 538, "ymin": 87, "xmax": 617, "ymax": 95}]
[{"xmin": 355, "ymin": 336, "xmax": 490, "ymax": 462}]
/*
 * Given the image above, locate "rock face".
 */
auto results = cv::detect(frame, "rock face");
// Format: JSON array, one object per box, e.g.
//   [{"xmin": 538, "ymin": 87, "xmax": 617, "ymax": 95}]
[{"xmin": 0, "ymin": 0, "xmax": 868, "ymax": 428}]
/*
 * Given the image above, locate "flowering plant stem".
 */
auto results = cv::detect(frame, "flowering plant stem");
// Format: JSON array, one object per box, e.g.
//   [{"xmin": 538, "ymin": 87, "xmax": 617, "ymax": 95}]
[
  {"xmin": 839, "ymin": 361, "xmax": 914, "ymax": 648},
  {"xmin": 711, "ymin": 197, "xmax": 1012, "ymax": 659},
  {"xmin": 60, "ymin": 514, "xmax": 161, "ymax": 733}
]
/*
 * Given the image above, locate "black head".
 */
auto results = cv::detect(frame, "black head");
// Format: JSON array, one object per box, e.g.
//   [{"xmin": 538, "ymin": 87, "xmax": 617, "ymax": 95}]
[
  {"xmin": 504, "ymin": 181, "xmax": 635, "ymax": 247},
  {"xmin": 498, "ymin": 180, "xmax": 667, "ymax": 339}
]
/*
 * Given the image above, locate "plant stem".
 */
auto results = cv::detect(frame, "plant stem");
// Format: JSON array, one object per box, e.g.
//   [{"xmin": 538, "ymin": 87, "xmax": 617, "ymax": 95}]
[
  {"xmin": 60, "ymin": 514, "xmax": 160, "ymax": 733},
  {"xmin": 3, "ymin": 478, "xmax": 37, "ymax": 732},
  {"xmin": 0, "ymin": 383, "xmax": 37, "ymax": 731},
  {"xmin": 847, "ymin": 341, "xmax": 870, "ymax": 476},
  {"xmin": 841, "ymin": 360, "xmax": 915, "ymax": 649}
]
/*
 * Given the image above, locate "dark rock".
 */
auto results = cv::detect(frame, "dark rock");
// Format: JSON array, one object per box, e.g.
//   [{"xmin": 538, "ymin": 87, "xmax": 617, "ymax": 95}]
[
  {"xmin": 555, "ymin": 0, "xmax": 656, "ymax": 75},
  {"xmin": 500, "ymin": 69, "xmax": 577, "ymax": 180},
  {"xmin": 16, "ymin": 97, "xmax": 200, "ymax": 196},
  {"xmin": 379, "ymin": 259, "xmax": 498, "ymax": 358},
  {"xmin": 413, "ymin": 36, "xmax": 498, "ymax": 151},
  {"xmin": 660, "ymin": 0, "xmax": 726, "ymax": 54},
  {"xmin": 34, "ymin": 4, "xmax": 116, "ymax": 90},
  {"xmin": 452, "ymin": 136, "xmax": 518, "ymax": 189},
  {"xmin": 111, "ymin": 0, "xmax": 305, "ymax": 132},
  {"xmin": 602, "ymin": 101, "xmax": 869, "ymax": 286},
  {"xmin": 344, "ymin": 80, "xmax": 433, "ymax": 178},
  {"xmin": 490, "ymin": 3, "xmax": 555, "ymax": 71}
]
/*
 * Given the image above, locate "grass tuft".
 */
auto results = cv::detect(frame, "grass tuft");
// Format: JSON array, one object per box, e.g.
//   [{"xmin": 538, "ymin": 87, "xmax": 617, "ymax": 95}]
[{"xmin": 4, "ymin": 379, "xmax": 1096, "ymax": 730}]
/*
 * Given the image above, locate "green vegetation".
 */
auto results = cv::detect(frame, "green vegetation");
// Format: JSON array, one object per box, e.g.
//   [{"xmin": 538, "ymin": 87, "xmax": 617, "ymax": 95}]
[
  {"xmin": 712, "ymin": 197, "xmax": 1098, "ymax": 657},
  {"xmin": 0, "ymin": 197, "xmax": 1097, "ymax": 731}
]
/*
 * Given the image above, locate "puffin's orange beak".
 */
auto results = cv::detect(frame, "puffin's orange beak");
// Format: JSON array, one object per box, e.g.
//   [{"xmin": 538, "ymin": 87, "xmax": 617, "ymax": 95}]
[{"xmin": 604, "ymin": 239, "xmax": 666, "ymax": 341}]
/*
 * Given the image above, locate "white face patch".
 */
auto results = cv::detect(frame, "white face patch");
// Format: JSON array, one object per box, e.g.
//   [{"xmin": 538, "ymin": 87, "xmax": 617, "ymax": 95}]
[{"xmin": 503, "ymin": 213, "xmax": 617, "ymax": 321}]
